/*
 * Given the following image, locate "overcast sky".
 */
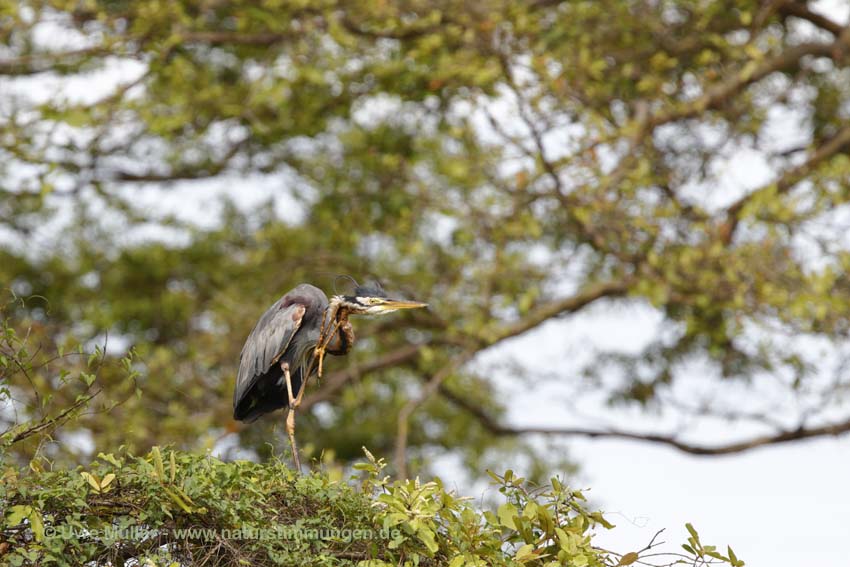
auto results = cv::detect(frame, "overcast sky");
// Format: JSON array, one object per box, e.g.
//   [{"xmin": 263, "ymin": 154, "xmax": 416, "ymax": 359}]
[{"xmin": 486, "ymin": 306, "xmax": 849, "ymax": 567}]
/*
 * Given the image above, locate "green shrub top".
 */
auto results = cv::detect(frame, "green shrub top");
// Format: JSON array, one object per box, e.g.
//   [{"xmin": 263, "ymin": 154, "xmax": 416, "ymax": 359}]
[{"xmin": 0, "ymin": 447, "xmax": 742, "ymax": 567}]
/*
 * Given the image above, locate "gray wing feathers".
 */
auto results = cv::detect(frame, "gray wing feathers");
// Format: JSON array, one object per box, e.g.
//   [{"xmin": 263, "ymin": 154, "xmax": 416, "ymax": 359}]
[{"xmin": 234, "ymin": 301, "xmax": 305, "ymax": 406}]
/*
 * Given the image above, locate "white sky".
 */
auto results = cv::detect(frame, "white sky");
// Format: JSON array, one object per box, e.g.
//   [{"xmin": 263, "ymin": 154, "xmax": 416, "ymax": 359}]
[{"xmin": 488, "ymin": 310, "xmax": 850, "ymax": 567}]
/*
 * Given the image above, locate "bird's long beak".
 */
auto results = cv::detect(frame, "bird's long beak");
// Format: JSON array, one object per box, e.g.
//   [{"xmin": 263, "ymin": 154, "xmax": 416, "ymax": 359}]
[{"xmin": 378, "ymin": 298, "xmax": 429, "ymax": 311}]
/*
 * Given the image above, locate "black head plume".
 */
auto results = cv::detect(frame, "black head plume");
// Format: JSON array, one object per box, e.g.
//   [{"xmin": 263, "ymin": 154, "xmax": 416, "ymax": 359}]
[
  {"xmin": 353, "ymin": 281, "xmax": 387, "ymax": 298},
  {"xmin": 333, "ymin": 274, "xmax": 359, "ymax": 295}
]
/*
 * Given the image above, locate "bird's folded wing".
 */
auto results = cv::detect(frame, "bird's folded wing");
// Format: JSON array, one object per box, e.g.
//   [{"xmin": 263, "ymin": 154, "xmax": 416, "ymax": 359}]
[{"xmin": 233, "ymin": 300, "xmax": 306, "ymax": 408}]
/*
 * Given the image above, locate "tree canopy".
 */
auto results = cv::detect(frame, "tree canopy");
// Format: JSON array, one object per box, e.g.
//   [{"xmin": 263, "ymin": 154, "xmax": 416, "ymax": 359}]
[{"xmin": 3, "ymin": 0, "xmax": 850, "ymax": 482}]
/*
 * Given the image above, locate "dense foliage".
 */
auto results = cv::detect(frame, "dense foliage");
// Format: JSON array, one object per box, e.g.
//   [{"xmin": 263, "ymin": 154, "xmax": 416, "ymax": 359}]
[
  {"xmin": 3, "ymin": 0, "xmax": 850, "ymax": 480},
  {"xmin": 1, "ymin": 445, "xmax": 743, "ymax": 567}
]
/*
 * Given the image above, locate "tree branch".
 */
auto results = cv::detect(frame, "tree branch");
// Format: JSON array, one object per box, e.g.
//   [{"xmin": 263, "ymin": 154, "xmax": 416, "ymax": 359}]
[
  {"xmin": 299, "ymin": 344, "xmax": 424, "ymax": 411},
  {"xmin": 650, "ymin": 40, "xmax": 840, "ymax": 128},
  {"xmin": 2, "ymin": 388, "xmax": 101, "ymax": 445},
  {"xmin": 720, "ymin": 123, "xmax": 850, "ymax": 243},
  {"xmin": 440, "ymin": 389, "xmax": 850, "ymax": 456},
  {"xmin": 779, "ymin": 2, "xmax": 845, "ymax": 36},
  {"xmin": 179, "ymin": 31, "xmax": 291, "ymax": 46},
  {"xmin": 339, "ymin": 16, "xmax": 445, "ymax": 40},
  {"xmin": 0, "ymin": 47, "xmax": 113, "ymax": 75},
  {"xmin": 493, "ymin": 279, "xmax": 631, "ymax": 343},
  {"xmin": 393, "ymin": 278, "xmax": 631, "ymax": 475},
  {"xmin": 110, "ymin": 139, "xmax": 248, "ymax": 182},
  {"xmin": 394, "ymin": 350, "xmax": 475, "ymax": 477}
]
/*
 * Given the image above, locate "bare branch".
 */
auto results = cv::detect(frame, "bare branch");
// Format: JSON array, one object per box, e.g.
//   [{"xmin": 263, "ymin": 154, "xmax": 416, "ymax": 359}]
[
  {"xmin": 299, "ymin": 344, "xmax": 424, "ymax": 411},
  {"xmin": 179, "ymin": 31, "xmax": 291, "ymax": 46},
  {"xmin": 442, "ymin": 389, "xmax": 850, "ymax": 456},
  {"xmin": 110, "ymin": 138, "xmax": 249, "ymax": 183},
  {"xmin": 497, "ymin": 54, "xmax": 566, "ymax": 198},
  {"xmin": 394, "ymin": 350, "xmax": 475, "ymax": 477},
  {"xmin": 493, "ymin": 279, "xmax": 631, "ymax": 343},
  {"xmin": 779, "ymin": 2, "xmax": 845, "ymax": 36}
]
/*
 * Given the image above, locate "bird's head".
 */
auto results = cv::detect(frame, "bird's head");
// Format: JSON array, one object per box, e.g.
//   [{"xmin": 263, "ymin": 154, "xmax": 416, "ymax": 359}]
[{"xmin": 334, "ymin": 283, "xmax": 428, "ymax": 316}]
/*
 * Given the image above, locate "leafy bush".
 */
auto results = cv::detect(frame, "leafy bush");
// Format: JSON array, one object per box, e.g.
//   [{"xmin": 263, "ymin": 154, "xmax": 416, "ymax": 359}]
[
  {"xmin": 0, "ymin": 295, "xmax": 141, "ymax": 468},
  {"xmin": 1, "ymin": 446, "xmax": 743, "ymax": 567}
]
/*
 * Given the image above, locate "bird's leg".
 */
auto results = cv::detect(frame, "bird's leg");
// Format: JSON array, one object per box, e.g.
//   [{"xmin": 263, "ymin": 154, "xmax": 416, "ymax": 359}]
[
  {"xmin": 315, "ymin": 318, "xmax": 343, "ymax": 379},
  {"xmin": 310, "ymin": 305, "xmax": 333, "ymax": 379},
  {"xmin": 282, "ymin": 306, "xmax": 345, "ymax": 473},
  {"xmin": 285, "ymin": 408, "xmax": 300, "ymax": 472},
  {"xmin": 281, "ymin": 362, "xmax": 302, "ymax": 472},
  {"xmin": 290, "ymin": 321, "xmax": 342, "ymax": 409},
  {"xmin": 311, "ymin": 301, "xmax": 343, "ymax": 380},
  {"xmin": 285, "ymin": 408, "xmax": 301, "ymax": 471},
  {"xmin": 292, "ymin": 361, "xmax": 311, "ymax": 409}
]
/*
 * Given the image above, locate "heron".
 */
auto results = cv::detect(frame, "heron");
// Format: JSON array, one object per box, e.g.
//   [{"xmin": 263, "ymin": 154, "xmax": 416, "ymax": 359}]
[{"xmin": 232, "ymin": 281, "xmax": 427, "ymax": 471}]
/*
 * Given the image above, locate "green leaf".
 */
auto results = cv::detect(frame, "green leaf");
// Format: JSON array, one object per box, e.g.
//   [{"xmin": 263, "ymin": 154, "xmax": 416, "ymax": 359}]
[
  {"xmin": 81, "ymin": 471, "xmax": 101, "ymax": 493},
  {"xmin": 555, "ymin": 527, "xmax": 574, "ymax": 553},
  {"xmin": 5, "ymin": 505, "xmax": 33, "ymax": 527},
  {"xmin": 3, "ymin": 505, "xmax": 43, "ymax": 542},
  {"xmin": 590, "ymin": 511, "xmax": 614, "ymax": 529},
  {"xmin": 498, "ymin": 503, "xmax": 517, "ymax": 529},
  {"xmin": 417, "ymin": 528, "xmax": 439, "ymax": 555},
  {"xmin": 162, "ymin": 486, "xmax": 193, "ymax": 514},
  {"xmin": 100, "ymin": 473, "xmax": 116, "ymax": 490},
  {"xmin": 515, "ymin": 543, "xmax": 534, "ymax": 561},
  {"xmin": 28, "ymin": 508, "xmax": 44, "ymax": 542},
  {"xmin": 152, "ymin": 446, "xmax": 165, "ymax": 480},
  {"xmin": 729, "ymin": 545, "xmax": 744, "ymax": 566},
  {"xmin": 98, "ymin": 452, "xmax": 122, "ymax": 467}
]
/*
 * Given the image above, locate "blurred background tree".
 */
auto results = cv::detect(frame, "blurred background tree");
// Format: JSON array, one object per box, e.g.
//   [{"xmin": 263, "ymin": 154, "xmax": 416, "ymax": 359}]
[{"xmin": 3, "ymin": 0, "xmax": 850, "ymax": 481}]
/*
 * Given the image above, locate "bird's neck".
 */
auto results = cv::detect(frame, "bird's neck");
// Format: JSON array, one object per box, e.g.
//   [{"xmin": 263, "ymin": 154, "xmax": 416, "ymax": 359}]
[
  {"xmin": 328, "ymin": 295, "xmax": 349, "ymax": 320},
  {"xmin": 324, "ymin": 296, "xmax": 354, "ymax": 355}
]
